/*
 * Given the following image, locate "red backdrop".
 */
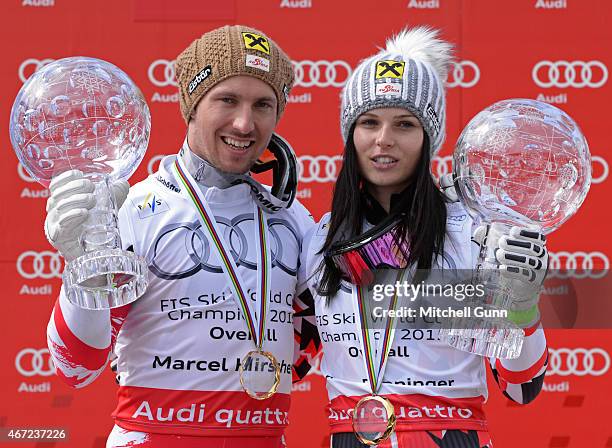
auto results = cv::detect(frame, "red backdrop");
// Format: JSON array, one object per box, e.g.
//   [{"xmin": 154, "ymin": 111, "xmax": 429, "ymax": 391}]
[{"xmin": 2, "ymin": 0, "xmax": 611, "ymax": 447}]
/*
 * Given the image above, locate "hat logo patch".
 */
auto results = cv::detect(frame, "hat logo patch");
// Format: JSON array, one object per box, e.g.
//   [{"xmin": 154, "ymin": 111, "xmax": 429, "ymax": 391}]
[
  {"xmin": 188, "ymin": 65, "xmax": 212, "ymax": 94},
  {"xmin": 426, "ymin": 103, "xmax": 440, "ymax": 133},
  {"xmin": 246, "ymin": 54, "xmax": 270, "ymax": 72},
  {"xmin": 242, "ymin": 32, "xmax": 271, "ymax": 54},
  {"xmin": 375, "ymin": 82, "xmax": 402, "ymax": 97},
  {"xmin": 376, "ymin": 60, "xmax": 405, "ymax": 79}
]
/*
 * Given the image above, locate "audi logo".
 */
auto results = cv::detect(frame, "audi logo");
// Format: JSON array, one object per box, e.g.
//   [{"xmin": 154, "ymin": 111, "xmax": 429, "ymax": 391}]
[
  {"xmin": 148, "ymin": 59, "xmax": 353, "ymax": 89},
  {"xmin": 548, "ymin": 251, "xmax": 609, "ymax": 279},
  {"xmin": 292, "ymin": 60, "xmax": 352, "ymax": 88},
  {"xmin": 148, "ymin": 59, "xmax": 177, "ymax": 87},
  {"xmin": 298, "ymin": 155, "xmax": 343, "ymax": 183},
  {"xmin": 18, "ymin": 163, "xmax": 36, "ymax": 183},
  {"xmin": 532, "ymin": 60, "xmax": 608, "ymax": 88},
  {"xmin": 432, "ymin": 155, "xmax": 453, "ymax": 179},
  {"xmin": 147, "ymin": 154, "xmax": 166, "ymax": 175},
  {"xmin": 592, "ymin": 156, "xmax": 608, "ymax": 184},
  {"xmin": 18, "ymin": 58, "xmax": 54, "ymax": 83},
  {"xmin": 447, "ymin": 60, "xmax": 480, "ymax": 88},
  {"xmin": 15, "ymin": 348, "xmax": 55, "ymax": 377},
  {"xmin": 144, "ymin": 153, "xmax": 608, "ymax": 187},
  {"xmin": 147, "ymin": 154, "xmax": 344, "ymax": 183},
  {"xmin": 431, "ymin": 156, "xmax": 607, "ymax": 185},
  {"xmin": 547, "ymin": 347, "xmax": 610, "ymax": 377},
  {"xmin": 16, "ymin": 251, "xmax": 62, "ymax": 279}
]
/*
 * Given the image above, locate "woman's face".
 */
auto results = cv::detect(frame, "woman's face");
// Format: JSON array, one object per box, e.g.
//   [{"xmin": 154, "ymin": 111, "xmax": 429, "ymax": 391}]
[{"xmin": 353, "ymin": 107, "xmax": 424, "ymax": 195}]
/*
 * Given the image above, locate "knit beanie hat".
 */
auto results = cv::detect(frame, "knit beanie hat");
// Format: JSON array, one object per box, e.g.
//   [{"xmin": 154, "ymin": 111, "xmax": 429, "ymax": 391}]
[
  {"xmin": 340, "ymin": 27, "xmax": 453, "ymax": 157},
  {"xmin": 175, "ymin": 25, "xmax": 294, "ymax": 123}
]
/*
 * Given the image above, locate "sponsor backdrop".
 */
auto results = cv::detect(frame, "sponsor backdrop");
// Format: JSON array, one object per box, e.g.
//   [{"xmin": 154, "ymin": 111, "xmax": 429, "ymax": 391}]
[{"xmin": 2, "ymin": 0, "xmax": 611, "ymax": 447}]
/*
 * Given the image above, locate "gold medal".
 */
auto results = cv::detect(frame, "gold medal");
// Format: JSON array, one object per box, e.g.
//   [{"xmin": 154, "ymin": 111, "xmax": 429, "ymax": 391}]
[
  {"xmin": 350, "ymin": 270, "xmax": 406, "ymax": 445},
  {"xmin": 174, "ymin": 158, "xmax": 278, "ymax": 400},
  {"xmin": 352, "ymin": 395, "xmax": 396, "ymax": 446},
  {"xmin": 239, "ymin": 349, "xmax": 281, "ymax": 400}
]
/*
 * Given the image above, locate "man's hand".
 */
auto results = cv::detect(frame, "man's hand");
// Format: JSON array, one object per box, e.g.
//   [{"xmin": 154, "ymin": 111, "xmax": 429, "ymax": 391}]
[{"xmin": 44, "ymin": 170, "xmax": 129, "ymax": 262}]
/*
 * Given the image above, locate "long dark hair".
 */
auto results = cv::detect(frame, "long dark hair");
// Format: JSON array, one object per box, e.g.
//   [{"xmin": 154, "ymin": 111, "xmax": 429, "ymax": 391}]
[{"xmin": 317, "ymin": 127, "xmax": 448, "ymax": 298}]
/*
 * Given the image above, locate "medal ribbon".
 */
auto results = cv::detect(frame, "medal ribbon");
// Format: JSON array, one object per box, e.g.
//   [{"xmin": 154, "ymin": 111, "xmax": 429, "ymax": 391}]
[
  {"xmin": 353, "ymin": 270, "xmax": 406, "ymax": 394},
  {"xmin": 173, "ymin": 157, "xmax": 271, "ymax": 349}
]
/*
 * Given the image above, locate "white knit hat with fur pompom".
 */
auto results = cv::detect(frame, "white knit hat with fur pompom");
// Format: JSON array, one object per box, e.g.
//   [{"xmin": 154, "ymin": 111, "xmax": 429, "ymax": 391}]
[{"xmin": 340, "ymin": 26, "xmax": 453, "ymax": 157}]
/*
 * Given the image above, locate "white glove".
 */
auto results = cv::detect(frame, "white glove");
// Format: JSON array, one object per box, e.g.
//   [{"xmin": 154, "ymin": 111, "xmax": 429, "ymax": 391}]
[
  {"xmin": 473, "ymin": 225, "xmax": 548, "ymax": 324},
  {"xmin": 44, "ymin": 170, "xmax": 130, "ymax": 262},
  {"xmin": 439, "ymin": 173, "xmax": 459, "ymax": 203}
]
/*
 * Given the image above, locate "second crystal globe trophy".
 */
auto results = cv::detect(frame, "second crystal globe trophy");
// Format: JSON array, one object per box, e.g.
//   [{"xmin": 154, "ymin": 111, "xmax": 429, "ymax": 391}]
[{"xmin": 442, "ymin": 99, "xmax": 591, "ymax": 358}]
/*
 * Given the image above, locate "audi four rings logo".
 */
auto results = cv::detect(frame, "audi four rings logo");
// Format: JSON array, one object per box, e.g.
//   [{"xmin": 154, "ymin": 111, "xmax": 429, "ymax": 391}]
[
  {"xmin": 15, "ymin": 348, "xmax": 55, "ymax": 377},
  {"xmin": 147, "ymin": 155, "xmax": 166, "ymax": 175},
  {"xmin": 548, "ymin": 251, "xmax": 609, "ymax": 279},
  {"xmin": 18, "ymin": 58, "xmax": 54, "ymax": 83},
  {"xmin": 148, "ymin": 59, "xmax": 353, "ymax": 89},
  {"xmin": 148, "ymin": 59, "xmax": 177, "ymax": 87},
  {"xmin": 16, "ymin": 251, "xmax": 62, "ymax": 279},
  {"xmin": 592, "ymin": 156, "xmax": 609, "ymax": 184},
  {"xmin": 292, "ymin": 60, "xmax": 352, "ymax": 88},
  {"xmin": 432, "ymin": 155, "xmax": 453, "ymax": 178},
  {"xmin": 146, "ymin": 154, "xmax": 344, "ymax": 183},
  {"xmin": 431, "ymin": 156, "xmax": 609, "ymax": 184},
  {"xmin": 297, "ymin": 155, "xmax": 343, "ymax": 183},
  {"xmin": 447, "ymin": 60, "xmax": 480, "ymax": 88},
  {"xmin": 548, "ymin": 251, "xmax": 610, "ymax": 278},
  {"xmin": 547, "ymin": 348, "xmax": 610, "ymax": 377},
  {"xmin": 18, "ymin": 163, "xmax": 36, "ymax": 183},
  {"xmin": 532, "ymin": 60, "xmax": 608, "ymax": 88}
]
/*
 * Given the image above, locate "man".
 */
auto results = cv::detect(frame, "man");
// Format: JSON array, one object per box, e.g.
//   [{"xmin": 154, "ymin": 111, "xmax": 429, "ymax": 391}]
[{"xmin": 45, "ymin": 25, "xmax": 320, "ymax": 448}]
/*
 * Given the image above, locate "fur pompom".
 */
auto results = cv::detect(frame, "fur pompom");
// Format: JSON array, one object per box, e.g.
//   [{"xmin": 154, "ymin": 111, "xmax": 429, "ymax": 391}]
[{"xmin": 381, "ymin": 26, "xmax": 453, "ymax": 82}]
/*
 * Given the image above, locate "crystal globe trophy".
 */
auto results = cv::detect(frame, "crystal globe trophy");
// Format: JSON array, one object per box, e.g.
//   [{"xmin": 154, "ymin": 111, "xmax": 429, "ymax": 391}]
[
  {"xmin": 9, "ymin": 57, "xmax": 151, "ymax": 310},
  {"xmin": 442, "ymin": 99, "xmax": 591, "ymax": 358}
]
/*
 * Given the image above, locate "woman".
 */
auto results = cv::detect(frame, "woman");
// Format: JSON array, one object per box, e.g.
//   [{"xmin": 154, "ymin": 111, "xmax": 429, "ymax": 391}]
[{"xmin": 301, "ymin": 27, "xmax": 549, "ymax": 447}]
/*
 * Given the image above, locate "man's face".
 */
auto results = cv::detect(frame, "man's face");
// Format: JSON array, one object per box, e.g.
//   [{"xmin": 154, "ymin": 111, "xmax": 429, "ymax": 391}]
[{"xmin": 187, "ymin": 75, "xmax": 278, "ymax": 174}]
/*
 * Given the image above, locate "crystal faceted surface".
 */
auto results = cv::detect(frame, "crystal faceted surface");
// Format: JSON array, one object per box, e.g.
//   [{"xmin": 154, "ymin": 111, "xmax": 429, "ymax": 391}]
[
  {"xmin": 10, "ymin": 56, "xmax": 150, "ymax": 188},
  {"xmin": 454, "ymin": 99, "xmax": 590, "ymax": 233}
]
